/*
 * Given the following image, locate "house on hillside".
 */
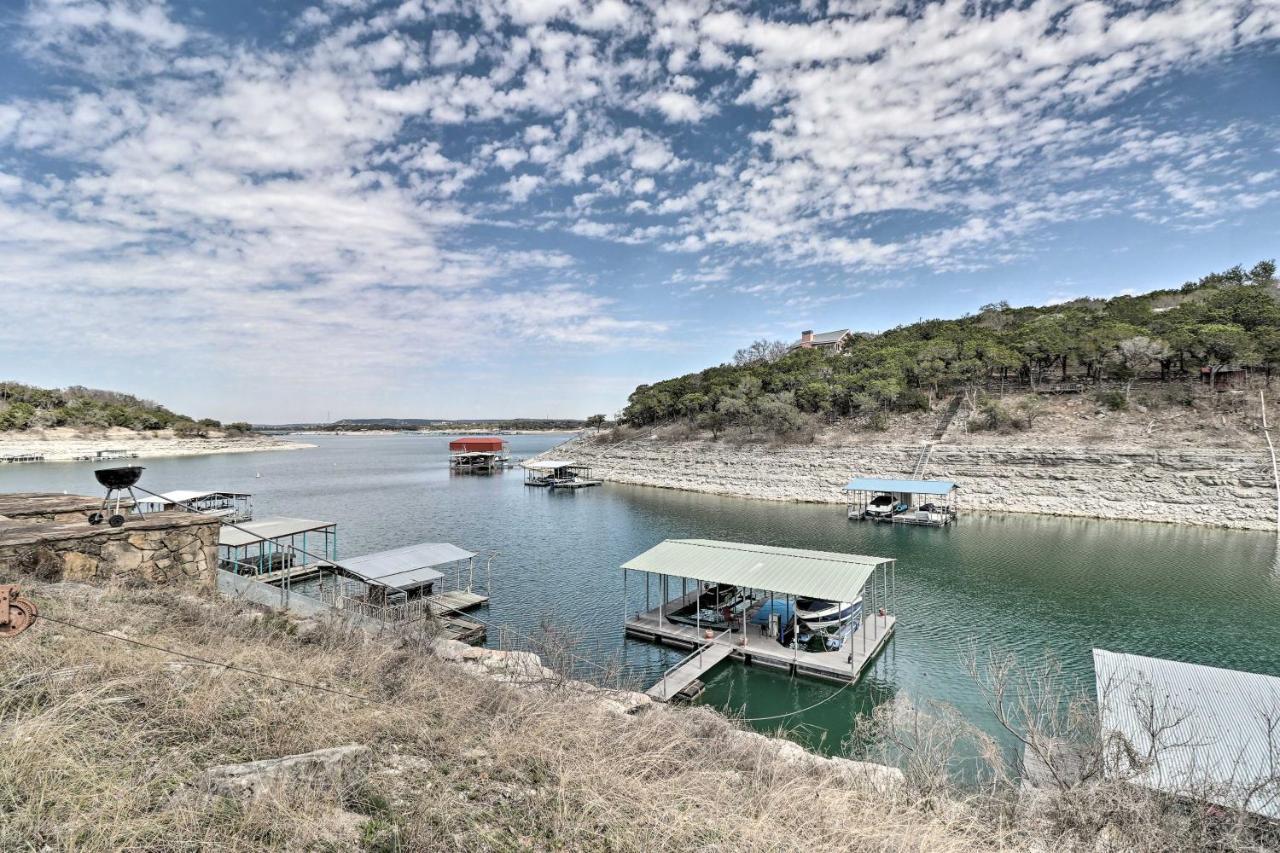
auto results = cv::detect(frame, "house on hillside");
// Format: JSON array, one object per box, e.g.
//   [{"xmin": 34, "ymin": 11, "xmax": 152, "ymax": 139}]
[{"xmin": 790, "ymin": 328, "xmax": 855, "ymax": 354}]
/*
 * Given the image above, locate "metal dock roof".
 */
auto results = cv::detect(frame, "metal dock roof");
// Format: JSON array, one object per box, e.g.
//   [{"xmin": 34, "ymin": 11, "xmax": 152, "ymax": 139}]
[
  {"xmin": 218, "ymin": 517, "xmax": 336, "ymax": 548},
  {"xmin": 843, "ymin": 477, "xmax": 956, "ymax": 495},
  {"xmin": 338, "ymin": 542, "xmax": 476, "ymax": 592},
  {"xmin": 1093, "ymin": 649, "xmax": 1280, "ymax": 819},
  {"xmin": 622, "ymin": 539, "xmax": 889, "ymax": 603},
  {"xmin": 136, "ymin": 489, "xmax": 251, "ymax": 505}
]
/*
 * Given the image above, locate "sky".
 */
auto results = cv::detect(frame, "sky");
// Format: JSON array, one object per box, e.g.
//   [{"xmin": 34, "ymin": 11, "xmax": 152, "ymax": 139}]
[{"xmin": 0, "ymin": 0, "xmax": 1278, "ymax": 423}]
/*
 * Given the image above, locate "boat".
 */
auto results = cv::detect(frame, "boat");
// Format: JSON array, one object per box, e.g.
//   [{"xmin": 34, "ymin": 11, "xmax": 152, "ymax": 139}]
[
  {"xmin": 664, "ymin": 583, "xmax": 747, "ymax": 631},
  {"xmin": 794, "ymin": 597, "xmax": 862, "ymax": 632}
]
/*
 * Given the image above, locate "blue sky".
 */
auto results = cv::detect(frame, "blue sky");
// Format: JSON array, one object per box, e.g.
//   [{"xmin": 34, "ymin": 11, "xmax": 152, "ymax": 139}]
[{"xmin": 0, "ymin": 0, "xmax": 1277, "ymax": 422}]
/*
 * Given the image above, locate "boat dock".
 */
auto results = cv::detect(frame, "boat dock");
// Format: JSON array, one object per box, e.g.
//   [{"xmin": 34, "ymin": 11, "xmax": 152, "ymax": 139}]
[
  {"xmin": 1, "ymin": 453, "xmax": 44, "ymax": 463},
  {"xmin": 72, "ymin": 449, "xmax": 139, "ymax": 462},
  {"xmin": 522, "ymin": 459, "xmax": 603, "ymax": 489},
  {"xmin": 622, "ymin": 539, "xmax": 899, "ymax": 698},
  {"xmin": 628, "ymin": 588, "xmax": 896, "ymax": 690}
]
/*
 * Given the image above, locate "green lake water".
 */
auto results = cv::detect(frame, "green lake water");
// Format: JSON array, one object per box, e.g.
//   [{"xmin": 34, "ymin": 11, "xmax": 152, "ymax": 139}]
[{"xmin": 5, "ymin": 433, "xmax": 1278, "ymax": 760}]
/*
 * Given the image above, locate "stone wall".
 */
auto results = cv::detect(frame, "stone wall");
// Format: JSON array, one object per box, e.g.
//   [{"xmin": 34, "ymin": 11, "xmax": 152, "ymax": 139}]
[
  {"xmin": 0, "ymin": 492, "xmax": 130, "ymax": 523},
  {"xmin": 556, "ymin": 438, "xmax": 1278, "ymax": 530},
  {"xmin": 0, "ymin": 497, "xmax": 219, "ymax": 591}
]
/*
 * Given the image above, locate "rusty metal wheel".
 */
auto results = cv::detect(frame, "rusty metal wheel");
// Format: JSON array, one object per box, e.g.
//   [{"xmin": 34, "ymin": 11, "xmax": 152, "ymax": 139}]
[{"xmin": 0, "ymin": 586, "xmax": 38, "ymax": 638}]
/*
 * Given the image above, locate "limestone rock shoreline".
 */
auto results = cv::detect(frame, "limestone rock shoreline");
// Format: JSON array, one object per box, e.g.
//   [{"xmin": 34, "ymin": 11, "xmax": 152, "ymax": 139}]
[{"xmin": 552, "ymin": 436, "xmax": 1279, "ymax": 531}]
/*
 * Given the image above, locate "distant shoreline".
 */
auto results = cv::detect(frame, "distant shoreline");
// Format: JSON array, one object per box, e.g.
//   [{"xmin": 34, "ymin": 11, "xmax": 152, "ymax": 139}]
[
  {"xmin": 0, "ymin": 428, "xmax": 314, "ymax": 463},
  {"xmin": 286, "ymin": 429, "xmax": 581, "ymax": 437}
]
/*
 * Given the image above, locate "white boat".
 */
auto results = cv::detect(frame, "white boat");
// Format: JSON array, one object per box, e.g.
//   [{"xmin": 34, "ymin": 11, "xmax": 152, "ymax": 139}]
[{"xmin": 794, "ymin": 597, "xmax": 862, "ymax": 632}]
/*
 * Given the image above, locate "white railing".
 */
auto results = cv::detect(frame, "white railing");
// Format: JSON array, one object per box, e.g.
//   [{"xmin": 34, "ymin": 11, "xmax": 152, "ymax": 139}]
[{"xmin": 654, "ymin": 627, "xmax": 733, "ymax": 699}]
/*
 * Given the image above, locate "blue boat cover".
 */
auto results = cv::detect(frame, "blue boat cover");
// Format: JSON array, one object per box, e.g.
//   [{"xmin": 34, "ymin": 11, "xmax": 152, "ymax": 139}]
[
  {"xmin": 751, "ymin": 597, "xmax": 794, "ymax": 624},
  {"xmin": 843, "ymin": 477, "xmax": 956, "ymax": 495}
]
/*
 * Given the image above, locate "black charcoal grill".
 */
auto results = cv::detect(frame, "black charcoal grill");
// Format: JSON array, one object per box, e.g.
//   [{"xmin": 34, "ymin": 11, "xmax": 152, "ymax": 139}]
[{"xmin": 90, "ymin": 465, "xmax": 145, "ymax": 527}]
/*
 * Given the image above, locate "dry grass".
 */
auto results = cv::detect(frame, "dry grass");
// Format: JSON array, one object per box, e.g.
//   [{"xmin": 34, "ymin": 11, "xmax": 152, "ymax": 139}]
[{"xmin": 1, "ymin": 579, "xmax": 1274, "ymax": 851}]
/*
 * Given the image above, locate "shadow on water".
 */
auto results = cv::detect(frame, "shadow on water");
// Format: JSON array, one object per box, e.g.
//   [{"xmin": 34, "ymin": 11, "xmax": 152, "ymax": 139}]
[{"xmin": 5, "ymin": 433, "xmax": 1280, "ymax": 760}]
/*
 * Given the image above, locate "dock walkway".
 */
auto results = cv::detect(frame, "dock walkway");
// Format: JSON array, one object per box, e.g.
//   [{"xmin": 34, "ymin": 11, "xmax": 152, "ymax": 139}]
[{"xmin": 647, "ymin": 641, "xmax": 735, "ymax": 701}]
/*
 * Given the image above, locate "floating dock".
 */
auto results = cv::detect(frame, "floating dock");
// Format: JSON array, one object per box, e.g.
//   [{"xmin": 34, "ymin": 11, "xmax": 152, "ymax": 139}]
[
  {"xmin": 427, "ymin": 588, "xmax": 488, "ymax": 614},
  {"xmin": 628, "ymin": 588, "xmax": 896, "ymax": 692},
  {"xmin": 622, "ymin": 539, "xmax": 899, "ymax": 699},
  {"xmin": 0, "ymin": 454, "xmax": 44, "ymax": 463}
]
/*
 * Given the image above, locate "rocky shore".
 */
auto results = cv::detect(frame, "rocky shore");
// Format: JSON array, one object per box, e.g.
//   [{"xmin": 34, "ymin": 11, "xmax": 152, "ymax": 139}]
[
  {"xmin": 551, "ymin": 435, "xmax": 1279, "ymax": 531},
  {"xmin": 0, "ymin": 427, "xmax": 313, "ymax": 462}
]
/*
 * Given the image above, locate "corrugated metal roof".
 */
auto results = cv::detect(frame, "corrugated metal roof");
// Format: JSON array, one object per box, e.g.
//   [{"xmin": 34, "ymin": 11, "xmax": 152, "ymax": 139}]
[
  {"xmin": 843, "ymin": 477, "xmax": 956, "ymax": 495},
  {"xmin": 1093, "ymin": 649, "xmax": 1280, "ymax": 819},
  {"xmin": 337, "ymin": 542, "xmax": 475, "ymax": 592},
  {"xmin": 522, "ymin": 459, "xmax": 579, "ymax": 470},
  {"xmin": 137, "ymin": 489, "xmax": 250, "ymax": 506},
  {"xmin": 621, "ymin": 539, "xmax": 887, "ymax": 602},
  {"xmin": 219, "ymin": 517, "xmax": 336, "ymax": 548}
]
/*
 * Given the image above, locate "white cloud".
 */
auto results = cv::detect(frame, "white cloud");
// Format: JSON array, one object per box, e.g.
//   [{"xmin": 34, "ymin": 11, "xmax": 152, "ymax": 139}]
[{"xmin": 504, "ymin": 173, "xmax": 542, "ymax": 201}]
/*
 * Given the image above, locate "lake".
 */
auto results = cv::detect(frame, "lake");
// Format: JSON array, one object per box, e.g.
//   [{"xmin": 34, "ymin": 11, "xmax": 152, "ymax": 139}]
[{"xmin": 5, "ymin": 433, "xmax": 1279, "ymax": 759}]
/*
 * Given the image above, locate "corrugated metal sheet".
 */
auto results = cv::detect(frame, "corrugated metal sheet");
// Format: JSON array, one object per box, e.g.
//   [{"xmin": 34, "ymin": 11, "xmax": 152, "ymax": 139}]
[
  {"xmin": 1093, "ymin": 649, "xmax": 1280, "ymax": 819},
  {"xmin": 219, "ymin": 517, "xmax": 336, "ymax": 548},
  {"xmin": 449, "ymin": 437, "xmax": 506, "ymax": 452},
  {"xmin": 338, "ymin": 542, "xmax": 475, "ymax": 592},
  {"xmin": 621, "ymin": 539, "xmax": 887, "ymax": 602},
  {"xmin": 843, "ymin": 477, "xmax": 956, "ymax": 496},
  {"xmin": 137, "ymin": 489, "xmax": 250, "ymax": 506},
  {"xmin": 522, "ymin": 459, "xmax": 579, "ymax": 471}
]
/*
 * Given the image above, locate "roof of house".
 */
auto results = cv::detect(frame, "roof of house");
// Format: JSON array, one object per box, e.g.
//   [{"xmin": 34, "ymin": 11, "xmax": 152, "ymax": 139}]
[
  {"xmin": 791, "ymin": 328, "xmax": 852, "ymax": 348},
  {"xmin": 337, "ymin": 542, "xmax": 475, "ymax": 592},
  {"xmin": 621, "ymin": 539, "xmax": 889, "ymax": 602},
  {"xmin": 809, "ymin": 329, "xmax": 851, "ymax": 344},
  {"xmin": 843, "ymin": 478, "xmax": 957, "ymax": 496},
  {"xmin": 1093, "ymin": 649, "xmax": 1280, "ymax": 819}
]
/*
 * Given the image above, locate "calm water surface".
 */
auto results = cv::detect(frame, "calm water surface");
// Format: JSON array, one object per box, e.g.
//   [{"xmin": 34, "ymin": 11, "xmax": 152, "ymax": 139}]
[{"xmin": 5, "ymin": 433, "xmax": 1279, "ymax": 757}]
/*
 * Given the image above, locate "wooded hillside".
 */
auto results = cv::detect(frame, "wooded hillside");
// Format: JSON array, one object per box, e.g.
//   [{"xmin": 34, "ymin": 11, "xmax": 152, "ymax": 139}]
[
  {"xmin": 0, "ymin": 383, "xmax": 249, "ymax": 435},
  {"xmin": 622, "ymin": 261, "xmax": 1278, "ymax": 438}
]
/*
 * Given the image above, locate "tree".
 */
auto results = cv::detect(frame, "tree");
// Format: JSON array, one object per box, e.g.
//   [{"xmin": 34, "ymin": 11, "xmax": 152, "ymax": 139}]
[
  {"xmin": 584, "ymin": 414, "xmax": 606, "ymax": 429},
  {"xmin": 1110, "ymin": 336, "xmax": 1171, "ymax": 400},
  {"xmin": 1016, "ymin": 395, "xmax": 1045, "ymax": 428},
  {"xmin": 732, "ymin": 339, "xmax": 789, "ymax": 367},
  {"xmin": 1249, "ymin": 259, "xmax": 1276, "ymax": 285}
]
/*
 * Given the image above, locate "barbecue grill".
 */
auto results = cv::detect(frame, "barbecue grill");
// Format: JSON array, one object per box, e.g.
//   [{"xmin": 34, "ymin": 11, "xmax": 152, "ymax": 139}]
[{"xmin": 89, "ymin": 465, "xmax": 145, "ymax": 527}]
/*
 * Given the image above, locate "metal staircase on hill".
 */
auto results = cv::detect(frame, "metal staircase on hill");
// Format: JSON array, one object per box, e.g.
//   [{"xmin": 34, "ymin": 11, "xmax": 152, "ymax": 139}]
[
  {"xmin": 908, "ymin": 395, "xmax": 964, "ymax": 481},
  {"xmin": 910, "ymin": 442, "xmax": 932, "ymax": 479}
]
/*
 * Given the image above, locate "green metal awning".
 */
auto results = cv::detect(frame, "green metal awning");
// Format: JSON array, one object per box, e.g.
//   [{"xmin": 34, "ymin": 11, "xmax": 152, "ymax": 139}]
[{"xmin": 621, "ymin": 539, "xmax": 888, "ymax": 602}]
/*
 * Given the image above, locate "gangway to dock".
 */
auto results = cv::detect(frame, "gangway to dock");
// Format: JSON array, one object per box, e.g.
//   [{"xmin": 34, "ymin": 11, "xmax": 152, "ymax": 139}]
[{"xmin": 646, "ymin": 632, "xmax": 735, "ymax": 702}]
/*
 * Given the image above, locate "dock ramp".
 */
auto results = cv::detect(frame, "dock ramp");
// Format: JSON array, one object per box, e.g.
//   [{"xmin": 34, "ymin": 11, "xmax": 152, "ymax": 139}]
[{"xmin": 647, "ymin": 640, "xmax": 735, "ymax": 702}]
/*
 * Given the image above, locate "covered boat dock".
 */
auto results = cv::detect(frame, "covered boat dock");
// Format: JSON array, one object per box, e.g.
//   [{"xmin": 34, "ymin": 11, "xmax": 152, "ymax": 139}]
[
  {"xmin": 318, "ymin": 542, "xmax": 489, "ymax": 642},
  {"xmin": 449, "ymin": 436, "xmax": 510, "ymax": 473},
  {"xmin": 623, "ymin": 539, "xmax": 897, "ymax": 700},
  {"xmin": 135, "ymin": 490, "xmax": 253, "ymax": 523},
  {"xmin": 522, "ymin": 459, "xmax": 602, "ymax": 489},
  {"xmin": 843, "ymin": 477, "xmax": 958, "ymax": 526},
  {"xmin": 218, "ymin": 516, "xmax": 337, "ymax": 577}
]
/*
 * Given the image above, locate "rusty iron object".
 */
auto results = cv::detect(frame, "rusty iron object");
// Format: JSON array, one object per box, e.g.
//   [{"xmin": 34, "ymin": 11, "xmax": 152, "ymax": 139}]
[{"xmin": 0, "ymin": 584, "xmax": 38, "ymax": 638}]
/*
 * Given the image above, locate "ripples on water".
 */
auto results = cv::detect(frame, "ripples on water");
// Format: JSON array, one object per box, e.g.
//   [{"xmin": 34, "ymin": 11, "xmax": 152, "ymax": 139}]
[{"xmin": 6, "ymin": 433, "xmax": 1279, "ymax": 757}]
